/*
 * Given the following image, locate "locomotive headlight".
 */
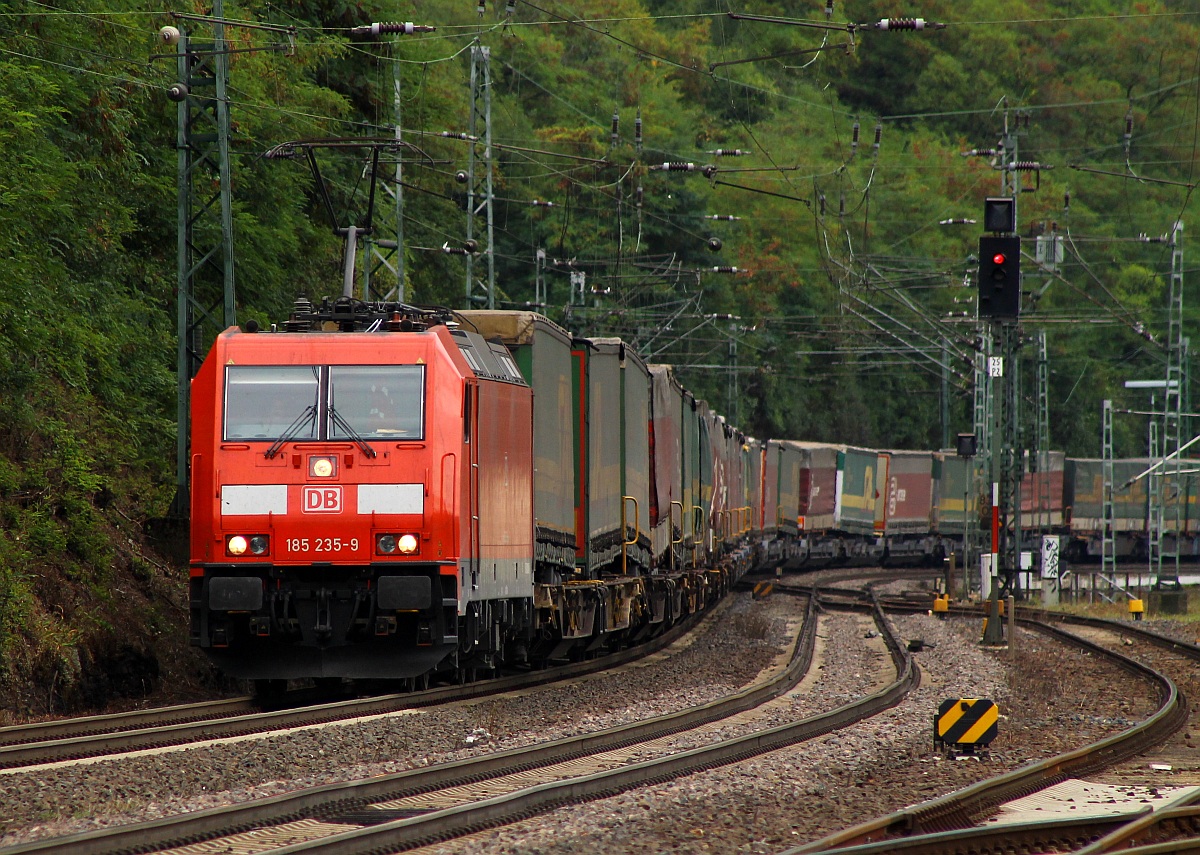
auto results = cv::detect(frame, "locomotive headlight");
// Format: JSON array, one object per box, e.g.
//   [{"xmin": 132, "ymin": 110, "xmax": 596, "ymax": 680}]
[
  {"xmin": 227, "ymin": 535, "xmax": 248, "ymax": 556},
  {"xmin": 377, "ymin": 534, "xmax": 420, "ymax": 555},
  {"xmin": 249, "ymin": 535, "xmax": 269, "ymax": 555},
  {"xmin": 309, "ymin": 456, "xmax": 336, "ymax": 478},
  {"xmin": 397, "ymin": 534, "xmax": 419, "ymax": 554}
]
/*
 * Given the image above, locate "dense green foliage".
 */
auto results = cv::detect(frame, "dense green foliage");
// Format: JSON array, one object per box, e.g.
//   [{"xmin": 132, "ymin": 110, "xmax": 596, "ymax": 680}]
[{"xmin": 0, "ymin": 0, "xmax": 1196, "ymax": 707}]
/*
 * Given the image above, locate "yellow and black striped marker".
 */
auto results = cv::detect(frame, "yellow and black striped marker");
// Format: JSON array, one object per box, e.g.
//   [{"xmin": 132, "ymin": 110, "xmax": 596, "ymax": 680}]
[
  {"xmin": 752, "ymin": 581, "xmax": 773, "ymax": 600},
  {"xmin": 934, "ymin": 698, "xmax": 998, "ymax": 754}
]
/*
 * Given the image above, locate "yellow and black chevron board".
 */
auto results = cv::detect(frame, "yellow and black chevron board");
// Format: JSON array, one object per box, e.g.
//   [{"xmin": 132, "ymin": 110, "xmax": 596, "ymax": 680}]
[{"xmin": 934, "ymin": 698, "xmax": 998, "ymax": 753}]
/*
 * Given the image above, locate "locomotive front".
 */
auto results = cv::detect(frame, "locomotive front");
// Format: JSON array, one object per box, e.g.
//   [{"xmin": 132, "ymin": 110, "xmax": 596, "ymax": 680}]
[{"xmin": 189, "ymin": 311, "xmax": 483, "ymax": 683}]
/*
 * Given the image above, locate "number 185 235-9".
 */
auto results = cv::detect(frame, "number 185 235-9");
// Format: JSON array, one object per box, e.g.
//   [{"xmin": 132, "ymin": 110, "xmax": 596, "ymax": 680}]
[{"xmin": 286, "ymin": 537, "xmax": 360, "ymax": 553}]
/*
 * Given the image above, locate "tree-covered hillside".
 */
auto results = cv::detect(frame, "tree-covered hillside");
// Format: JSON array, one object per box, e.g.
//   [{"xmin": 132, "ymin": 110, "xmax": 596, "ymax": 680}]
[{"xmin": 0, "ymin": 0, "xmax": 1196, "ymax": 713}]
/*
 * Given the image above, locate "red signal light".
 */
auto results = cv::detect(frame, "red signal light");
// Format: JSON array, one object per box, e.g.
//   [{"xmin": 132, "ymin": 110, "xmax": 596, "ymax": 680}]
[{"xmin": 992, "ymin": 252, "xmax": 1007, "ymax": 265}]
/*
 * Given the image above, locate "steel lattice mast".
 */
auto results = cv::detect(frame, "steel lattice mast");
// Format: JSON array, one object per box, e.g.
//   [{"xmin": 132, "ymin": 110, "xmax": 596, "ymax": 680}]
[{"xmin": 172, "ymin": 4, "xmax": 236, "ymax": 518}]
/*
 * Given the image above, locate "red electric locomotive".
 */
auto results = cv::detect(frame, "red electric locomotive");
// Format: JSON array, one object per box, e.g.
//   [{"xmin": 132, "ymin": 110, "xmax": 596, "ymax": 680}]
[{"xmin": 189, "ymin": 297, "xmax": 534, "ymax": 686}]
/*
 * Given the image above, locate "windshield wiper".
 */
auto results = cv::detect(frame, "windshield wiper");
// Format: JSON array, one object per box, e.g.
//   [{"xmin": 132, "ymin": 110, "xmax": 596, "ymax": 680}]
[
  {"xmin": 328, "ymin": 407, "xmax": 378, "ymax": 459},
  {"xmin": 264, "ymin": 405, "xmax": 317, "ymax": 459}
]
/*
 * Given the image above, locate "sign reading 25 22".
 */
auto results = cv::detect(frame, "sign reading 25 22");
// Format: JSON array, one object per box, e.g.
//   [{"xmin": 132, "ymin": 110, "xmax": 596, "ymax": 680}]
[{"xmin": 303, "ymin": 486, "xmax": 342, "ymax": 513}]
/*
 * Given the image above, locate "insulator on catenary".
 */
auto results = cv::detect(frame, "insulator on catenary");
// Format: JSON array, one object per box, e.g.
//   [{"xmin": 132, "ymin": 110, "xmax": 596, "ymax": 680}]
[
  {"xmin": 710, "ymin": 266, "xmax": 741, "ymax": 273},
  {"xmin": 851, "ymin": 121, "xmax": 860, "ymax": 155},
  {"xmin": 477, "ymin": 1, "xmax": 486, "ymax": 16},
  {"xmin": 705, "ymin": 215, "xmax": 742, "ymax": 220},
  {"xmin": 1007, "ymin": 160, "xmax": 1051, "ymax": 171},
  {"xmin": 350, "ymin": 22, "xmax": 435, "ymax": 37},
  {"xmin": 961, "ymin": 148, "xmax": 997, "ymax": 157},
  {"xmin": 654, "ymin": 162, "xmax": 696, "ymax": 171},
  {"xmin": 872, "ymin": 122, "xmax": 881, "ymax": 156},
  {"xmin": 869, "ymin": 17, "xmax": 944, "ymax": 30},
  {"xmin": 530, "ymin": 199, "xmax": 555, "ymax": 207},
  {"xmin": 635, "ymin": 110, "xmax": 643, "ymax": 148},
  {"xmin": 611, "ymin": 111, "xmax": 619, "ymax": 147},
  {"xmin": 707, "ymin": 149, "xmax": 751, "ymax": 156},
  {"xmin": 819, "ymin": 194, "xmax": 826, "ymax": 216},
  {"xmin": 506, "ymin": 0, "xmax": 517, "ymax": 15},
  {"xmin": 636, "ymin": 184, "xmax": 643, "ymax": 207},
  {"xmin": 439, "ymin": 131, "xmax": 473, "ymax": 140},
  {"xmin": 825, "ymin": 0, "xmax": 834, "ymax": 19}
]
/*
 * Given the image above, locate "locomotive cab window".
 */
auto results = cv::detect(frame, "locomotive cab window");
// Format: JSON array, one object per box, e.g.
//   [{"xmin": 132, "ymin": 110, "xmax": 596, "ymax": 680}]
[
  {"xmin": 223, "ymin": 364, "xmax": 424, "ymax": 442},
  {"xmin": 225, "ymin": 366, "xmax": 319, "ymax": 440},
  {"xmin": 329, "ymin": 365, "xmax": 425, "ymax": 440}
]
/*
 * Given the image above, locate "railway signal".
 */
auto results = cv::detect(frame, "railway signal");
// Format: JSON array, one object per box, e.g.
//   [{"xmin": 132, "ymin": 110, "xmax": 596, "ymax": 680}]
[{"xmin": 978, "ymin": 235, "xmax": 1021, "ymax": 318}]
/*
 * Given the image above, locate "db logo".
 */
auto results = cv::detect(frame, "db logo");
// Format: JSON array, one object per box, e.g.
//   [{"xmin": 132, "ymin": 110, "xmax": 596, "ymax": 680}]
[{"xmin": 303, "ymin": 486, "xmax": 342, "ymax": 513}]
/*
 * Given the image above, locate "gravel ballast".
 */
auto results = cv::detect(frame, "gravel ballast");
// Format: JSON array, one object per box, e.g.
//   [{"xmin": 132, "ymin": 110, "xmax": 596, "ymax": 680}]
[{"xmin": 0, "ymin": 581, "xmax": 1160, "ymax": 853}]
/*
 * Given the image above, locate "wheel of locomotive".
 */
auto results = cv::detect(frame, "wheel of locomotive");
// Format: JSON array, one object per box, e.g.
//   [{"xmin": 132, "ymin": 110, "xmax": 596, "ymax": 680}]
[{"xmin": 253, "ymin": 679, "xmax": 287, "ymax": 707}]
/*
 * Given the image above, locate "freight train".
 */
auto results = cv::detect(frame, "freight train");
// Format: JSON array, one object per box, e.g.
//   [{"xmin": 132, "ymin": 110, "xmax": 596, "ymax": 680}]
[
  {"xmin": 188, "ymin": 299, "xmax": 769, "ymax": 692},
  {"xmin": 188, "ymin": 298, "xmax": 1198, "ymax": 692}
]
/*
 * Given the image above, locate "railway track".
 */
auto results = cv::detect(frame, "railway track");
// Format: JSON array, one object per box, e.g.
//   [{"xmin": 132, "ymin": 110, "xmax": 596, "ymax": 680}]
[
  {"xmin": 0, "ymin": 587, "xmax": 923, "ymax": 854},
  {"xmin": 8, "ymin": 575, "xmax": 1191, "ymax": 854},
  {"xmin": 781, "ymin": 601, "xmax": 1200, "ymax": 855},
  {"xmin": 0, "ymin": 603, "xmax": 718, "ymax": 771}
]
